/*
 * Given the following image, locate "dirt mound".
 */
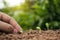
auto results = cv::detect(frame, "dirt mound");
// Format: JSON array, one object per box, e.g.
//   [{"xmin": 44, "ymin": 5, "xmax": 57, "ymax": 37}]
[{"xmin": 0, "ymin": 30, "xmax": 60, "ymax": 40}]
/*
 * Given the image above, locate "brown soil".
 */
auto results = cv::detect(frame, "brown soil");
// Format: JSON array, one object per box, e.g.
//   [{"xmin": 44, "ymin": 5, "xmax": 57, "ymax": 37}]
[{"xmin": 0, "ymin": 30, "xmax": 60, "ymax": 40}]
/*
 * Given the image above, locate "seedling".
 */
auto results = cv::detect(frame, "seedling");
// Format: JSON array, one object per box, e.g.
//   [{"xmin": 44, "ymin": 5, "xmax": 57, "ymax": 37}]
[
  {"xmin": 45, "ymin": 23, "xmax": 49, "ymax": 30},
  {"xmin": 36, "ymin": 26, "xmax": 41, "ymax": 30}
]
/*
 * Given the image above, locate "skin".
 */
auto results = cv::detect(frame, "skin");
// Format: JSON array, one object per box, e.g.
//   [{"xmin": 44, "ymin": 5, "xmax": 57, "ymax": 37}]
[
  {"xmin": 0, "ymin": 21, "xmax": 14, "ymax": 33},
  {"xmin": 0, "ymin": 12, "xmax": 23, "ymax": 33}
]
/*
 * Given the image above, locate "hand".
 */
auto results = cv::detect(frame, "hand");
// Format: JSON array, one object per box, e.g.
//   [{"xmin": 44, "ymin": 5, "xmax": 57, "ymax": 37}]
[{"xmin": 0, "ymin": 12, "xmax": 23, "ymax": 33}]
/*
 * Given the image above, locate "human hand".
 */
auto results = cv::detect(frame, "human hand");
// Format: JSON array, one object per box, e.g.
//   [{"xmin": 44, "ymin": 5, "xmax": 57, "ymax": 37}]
[{"xmin": 0, "ymin": 12, "xmax": 23, "ymax": 33}]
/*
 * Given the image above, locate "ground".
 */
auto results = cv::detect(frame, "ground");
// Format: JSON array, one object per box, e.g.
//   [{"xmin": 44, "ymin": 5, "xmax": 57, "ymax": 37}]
[{"xmin": 0, "ymin": 30, "xmax": 60, "ymax": 40}]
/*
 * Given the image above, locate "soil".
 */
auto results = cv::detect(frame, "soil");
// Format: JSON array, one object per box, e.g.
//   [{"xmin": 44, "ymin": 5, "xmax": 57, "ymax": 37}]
[{"xmin": 0, "ymin": 30, "xmax": 60, "ymax": 40}]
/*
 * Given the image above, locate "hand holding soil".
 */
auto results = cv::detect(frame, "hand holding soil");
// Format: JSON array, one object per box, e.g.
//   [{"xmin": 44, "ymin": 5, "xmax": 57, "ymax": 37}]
[{"xmin": 0, "ymin": 12, "xmax": 23, "ymax": 33}]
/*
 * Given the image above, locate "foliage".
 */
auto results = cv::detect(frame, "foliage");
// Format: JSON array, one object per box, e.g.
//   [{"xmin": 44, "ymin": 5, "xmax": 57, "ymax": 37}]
[{"xmin": 0, "ymin": 0, "xmax": 60, "ymax": 30}]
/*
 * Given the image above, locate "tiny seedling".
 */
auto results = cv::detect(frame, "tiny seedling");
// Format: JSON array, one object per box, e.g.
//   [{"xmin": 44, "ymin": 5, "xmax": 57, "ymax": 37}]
[
  {"xmin": 45, "ymin": 23, "xmax": 49, "ymax": 30},
  {"xmin": 36, "ymin": 26, "xmax": 41, "ymax": 30}
]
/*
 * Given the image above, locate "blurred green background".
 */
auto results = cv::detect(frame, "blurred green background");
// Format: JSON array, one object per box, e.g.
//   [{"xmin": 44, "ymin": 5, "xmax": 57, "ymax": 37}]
[{"xmin": 0, "ymin": 0, "xmax": 60, "ymax": 31}]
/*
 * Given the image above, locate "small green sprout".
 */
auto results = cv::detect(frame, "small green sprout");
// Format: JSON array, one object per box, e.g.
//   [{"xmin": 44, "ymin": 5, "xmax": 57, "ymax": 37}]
[
  {"xmin": 45, "ymin": 23, "xmax": 49, "ymax": 30},
  {"xmin": 36, "ymin": 27, "xmax": 41, "ymax": 30}
]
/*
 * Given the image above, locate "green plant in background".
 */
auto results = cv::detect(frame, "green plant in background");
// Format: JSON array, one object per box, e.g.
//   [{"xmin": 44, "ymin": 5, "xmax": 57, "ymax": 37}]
[
  {"xmin": 0, "ymin": 0, "xmax": 60, "ymax": 30},
  {"xmin": 23, "ymin": 0, "xmax": 60, "ymax": 30},
  {"xmin": 13, "ymin": 12, "xmax": 38, "ymax": 30}
]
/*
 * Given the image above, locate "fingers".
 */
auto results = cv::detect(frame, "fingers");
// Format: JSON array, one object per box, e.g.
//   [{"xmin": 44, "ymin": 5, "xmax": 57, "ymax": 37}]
[
  {"xmin": 0, "ymin": 21, "xmax": 14, "ymax": 33},
  {"xmin": 0, "ymin": 12, "xmax": 11, "ymax": 23},
  {"xmin": 9, "ymin": 18, "xmax": 23, "ymax": 33},
  {"xmin": 0, "ymin": 12, "xmax": 23, "ymax": 33}
]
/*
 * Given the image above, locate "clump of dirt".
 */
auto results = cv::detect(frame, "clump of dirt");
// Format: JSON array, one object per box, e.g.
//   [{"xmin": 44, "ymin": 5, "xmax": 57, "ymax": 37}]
[{"xmin": 0, "ymin": 30, "xmax": 60, "ymax": 40}]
